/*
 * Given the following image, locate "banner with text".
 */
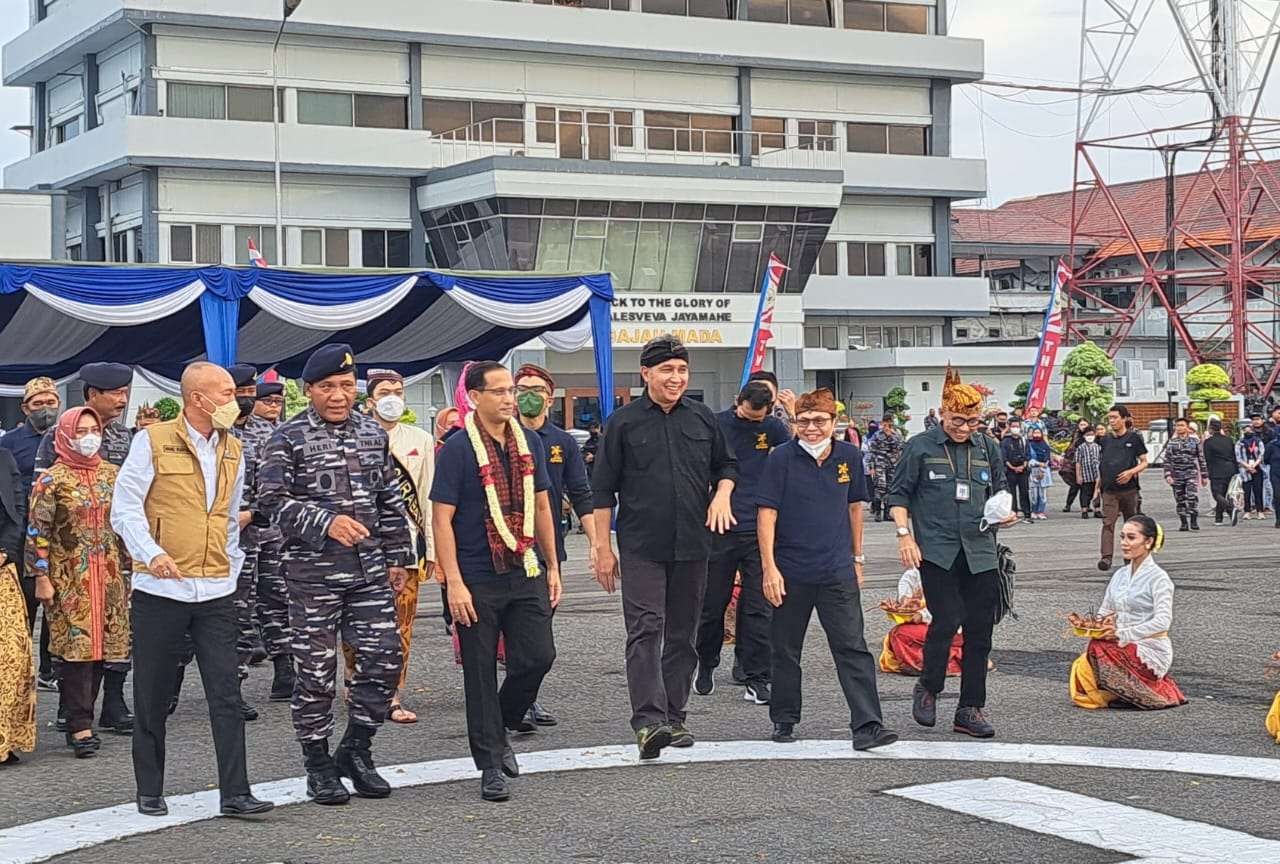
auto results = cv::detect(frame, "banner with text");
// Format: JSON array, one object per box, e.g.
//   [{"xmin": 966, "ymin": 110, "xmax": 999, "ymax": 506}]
[{"xmin": 1026, "ymin": 258, "xmax": 1071, "ymax": 412}]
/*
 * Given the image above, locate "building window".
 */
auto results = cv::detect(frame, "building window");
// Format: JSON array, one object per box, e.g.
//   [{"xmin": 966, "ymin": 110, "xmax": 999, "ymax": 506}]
[
  {"xmin": 643, "ymin": 0, "xmax": 733, "ymax": 17},
  {"xmin": 816, "ymin": 241, "xmax": 838, "ymax": 275},
  {"xmin": 750, "ymin": 116, "xmax": 786, "ymax": 153},
  {"xmin": 111, "ymin": 229, "xmax": 133, "ymax": 263},
  {"xmin": 533, "ymin": 0, "xmax": 631, "ymax": 7},
  {"xmin": 169, "ymin": 224, "xmax": 221, "ymax": 264},
  {"xmin": 797, "ymin": 119, "xmax": 837, "ymax": 151},
  {"xmin": 361, "ymin": 229, "xmax": 410, "ymax": 268},
  {"xmin": 534, "ymin": 106, "xmax": 634, "ymax": 158},
  {"xmin": 298, "ymin": 228, "xmax": 350, "ymax": 267},
  {"xmin": 67, "ymin": 243, "xmax": 82, "ymax": 261},
  {"xmin": 298, "ymin": 90, "xmax": 354, "ymax": 126},
  {"xmin": 846, "ymin": 241, "xmax": 887, "ymax": 276},
  {"xmin": 53, "ymin": 116, "xmax": 80, "ymax": 144},
  {"xmin": 917, "ymin": 325, "xmax": 933, "ymax": 346},
  {"xmin": 168, "ymin": 83, "xmax": 279, "ymax": 122},
  {"xmin": 847, "ymin": 325, "xmax": 864, "ymax": 348},
  {"xmin": 864, "ymin": 325, "xmax": 882, "ymax": 348},
  {"xmin": 645, "ymin": 110, "xmax": 733, "ymax": 153},
  {"xmin": 897, "ymin": 243, "xmax": 934, "ymax": 276},
  {"xmin": 425, "ymin": 98, "xmax": 524, "ymax": 143},
  {"xmin": 354, "ymin": 94, "xmax": 408, "ymax": 129},
  {"xmin": 955, "ymin": 326, "xmax": 969, "ymax": 338},
  {"xmin": 747, "ymin": 0, "xmax": 834, "ymax": 25},
  {"xmin": 987, "ymin": 327, "xmax": 1001, "ymax": 338},
  {"xmin": 844, "ymin": 1, "xmax": 929, "ymax": 33},
  {"xmin": 235, "ymin": 226, "xmax": 279, "ymax": 266},
  {"xmin": 804, "ymin": 325, "xmax": 839, "ymax": 349},
  {"xmin": 847, "ymin": 122, "xmax": 930, "ymax": 155}
]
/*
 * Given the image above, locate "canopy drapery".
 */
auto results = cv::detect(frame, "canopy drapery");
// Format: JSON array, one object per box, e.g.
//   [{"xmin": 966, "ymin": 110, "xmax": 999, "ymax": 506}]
[{"xmin": 0, "ymin": 264, "xmax": 615, "ymax": 418}]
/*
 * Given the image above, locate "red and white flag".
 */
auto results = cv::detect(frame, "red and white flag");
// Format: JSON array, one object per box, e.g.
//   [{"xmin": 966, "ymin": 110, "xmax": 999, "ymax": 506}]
[
  {"xmin": 1026, "ymin": 259, "xmax": 1071, "ymax": 412},
  {"xmin": 247, "ymin": 237, "xmax": 269, "ymax": 268},
  {"xmin": 740, "ymin": 253, "xmax": 788, "ymax": 389}
]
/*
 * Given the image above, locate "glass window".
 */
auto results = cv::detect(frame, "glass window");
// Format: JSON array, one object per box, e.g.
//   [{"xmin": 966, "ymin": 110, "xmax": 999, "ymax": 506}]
[
  {"xmin": 822, "ymin": 326, "xmax": 838, "ymax": 350},
  {"xmin": 326, "ymin": 228, "xmax": 350, "ymax": 267},
  {"xmin": 914, "ymin": 243, "xmax": 934, "ymax": 276},
  {"xmin": 643, "ymin": 0, "xmax": 686, "ymax": 12},
  {"xmin": 752, "ymin": 116, "xmax": 786, "ymax": 154},
  {"xmin": 791, "ymin": 0, "xmax": 834, "ymax": 26},
  {"xmin": 847, "ymin": 326, "xmax": 864, "ymax": 348},
  {"xmin": 733, "ymin": 223, "xmax": 763, "ymax": 241},
  {"xmin": 884, "ymin": 326, "xmax": 898, "ymax": 348},
  {"xmin": 226, "ymin": 86, "xmax": 274, "ymax": 122},
  {"xmin": 54, "ymin": 117, "xmax": 80, "ymax": 143},
  {"xmin": 603, "ymin": 220, "xmax": 639, "ymax": 288},
  {"xmin": 168, "ymin": 83, "xmax": 225, "ymax": 120},
  {"xmin": 695, "ymin": 222, "xmax": 731, "ymax": 292},
  {"xmin": 886, "ymin": 2, "xmax": 929, "ymax": 33},
  {"xmin": 473, "ymin": 101, "xmax": 525, "ymax": 143},
  {"xmin": 804, "ymin": 326, "xmax": 822, "ymax": 349},
  {"xmin": 387, "ymin": 230, "xmax": 410, "ymax": 267},
  {"xmin": 689, "ymin": 0, "xmax": 732, "ymax": 16},
  {"xmin": 789, "ymin": 224, "xmax": 826, "ymax": 289},
  {"xmin": 298, "ymin": 90, "xmax": 353, "ymax": 126},
  {"xmin": 67, "ymin": 244, "xmax": 82, "ymax": 261},
  {"xmin": 888, "ymin": 124, "xmax": 927, "ymax": 155},
  {"xmin": 692, "ymin": 113, "xmax": 733, "ymax": 153},
  {"xmin": 849, "ymin": 242, "xmax": 886, "ymax": 276},
  {"xmin": 170, "ymin": 225, "xmax": 193, "ymax": 262},
  {"xmin": 632, "ymin": 221, "xmax": 670, "ymax": 291},
  {"xmin": 424, "ymin": 98, "xmax": 473, "ymax": 135},
  {"xmin": 917, "ymin": 326, "xmax": 933, "ymax": 346},
  {"xmin": 354, "ymin": 94, "xmax": 407, "ymax": 129},
  {"xmin": 899, "ymin": 326, "xmax": 914, "ymax": 347},
  {"xmin": 505, "ymin": 217, "xmax": 540, "ymax": 271},
  {"xmin": 761, "ymin": 223, "xmax": 794, "ymax": 292},
  {"xmin": 614, "ymin": 110, "xmax": 634, "ymax": 148},
  {"xmin": 798, "ymin": 119, "xmax": 836, "ymax": 151},
  {"xmin": 362, "ymin": 230, "xmax": 387, "ymax": 268},
  {"xmin": 726, "ymin": 237, "xmax": 762, "ymax": 292},
  {"xmin": 817, "ymin": 241, "xmax": 838, "ymax": 275},
  {"xmin": 536, "ymin": 218, "xmax": 573, "ymax": 271},
  {"xmin": 646, "ymin": 110, "xmax": 687, "ymax": 151},
  {"xmin": 235, "ymin": 226, "xmax": 277, "ymax": 266},
  {"xmin": 569, "ymin": 221, "xmax": 606, "ymax": 271},
  {"xmin": 847, "ymin": 241, "xmax": 866, "ymax": 276},
  {"xmin": 896, "ymin": 244, "xmax": 913, "ymax": 276},
  {"xmin": 195, "ymin": 224, "xmax": 221, "ymax": 264},
  {"xmin": 611, "ymin": 201, "xmax": 642, "ymax": 218},
  {"xmin": 301, "ymin": 229, "xmax": 323, "ymax": 265},
  {"xmin": 844, "ymin": 0, "xmax": 885, "ymax": 30},
  {"xmin": 748, "ymin": 0, "xmax": 788, "ymax": 23},
  {"xmin": 867, "ymin": 242, "xmax": 886, "ymax": 275},
  {"xmin": 535, "ymin": 106, "xmax": 556, "ymax": 143},
  {"xmin": 663, "ymin": 221, "xmax": 702, "ymax": 292},
  {"xmin": 847, "ymin": 122, "xmax": 887, "ymax": 153},
  {"xmin": 987, "ymin": 327, "xmax": 1001, "ymax": 338}
]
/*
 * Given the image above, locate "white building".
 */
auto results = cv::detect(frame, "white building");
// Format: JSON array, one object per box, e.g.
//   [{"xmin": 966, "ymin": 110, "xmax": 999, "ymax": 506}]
[{"xmin": 4, "ymin": 0, "xmax": 993, "ymax": 428}]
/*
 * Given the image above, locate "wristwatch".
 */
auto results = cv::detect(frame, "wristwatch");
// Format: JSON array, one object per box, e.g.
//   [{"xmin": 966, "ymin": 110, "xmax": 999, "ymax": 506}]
[
  {"xmin": 895, "ymin": 526, "xmax": 910, "ymax": 538},
  {"xmin": 853, "ymin": 554, "xmax": 866, "ymax": 564}
]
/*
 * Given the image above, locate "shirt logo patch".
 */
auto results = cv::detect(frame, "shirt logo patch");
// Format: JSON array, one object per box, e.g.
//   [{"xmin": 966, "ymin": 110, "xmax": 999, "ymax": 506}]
[
  {"xmin": 549, "ymin": 445, "xmax": 564, "ymax": 464},
  {"xmin": 755, "ymin": 433, "xmax": 770, "ymax": 451},
  {"xmin": 836, "ymin": 462, "xmax": 851, "ymax": 484},
  {"xmin": 979, "ymin": 469, "xmax": 990, "ymax": 483}
]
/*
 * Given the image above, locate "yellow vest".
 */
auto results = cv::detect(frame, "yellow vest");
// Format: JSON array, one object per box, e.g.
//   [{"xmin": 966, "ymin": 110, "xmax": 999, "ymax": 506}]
[{"xmin": 132, "ymin": 419, "xmax": 242, "ymax": 579}]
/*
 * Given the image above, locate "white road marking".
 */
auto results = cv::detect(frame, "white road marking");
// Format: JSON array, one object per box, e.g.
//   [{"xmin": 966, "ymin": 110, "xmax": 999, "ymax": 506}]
[
  {"xmin": 2, "ymin": 740, "xmax": 1280, "ymax": 864},
  {"xmin": 888, "ymin": 776, "xmax": 1280, "ymax": 863}
]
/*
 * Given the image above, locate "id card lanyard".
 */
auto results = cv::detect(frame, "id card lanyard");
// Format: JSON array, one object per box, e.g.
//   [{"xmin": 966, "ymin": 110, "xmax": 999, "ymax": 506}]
[{"xmin": 943, "ymin": 439, "xmax": 973, "ymax": 502}]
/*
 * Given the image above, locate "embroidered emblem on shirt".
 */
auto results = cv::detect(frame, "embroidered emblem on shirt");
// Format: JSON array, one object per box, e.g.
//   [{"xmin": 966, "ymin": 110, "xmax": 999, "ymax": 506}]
[
  {"xmin": 550, "ymin": 445, "xmax": 564, "ymax": 464},
  {"xmin": 755, "ymin": 432, "xmax": 770, "ymax": 450},
  {"xmin": 836, "ymin": 462, "xmax": 851, "ymax": 484}
]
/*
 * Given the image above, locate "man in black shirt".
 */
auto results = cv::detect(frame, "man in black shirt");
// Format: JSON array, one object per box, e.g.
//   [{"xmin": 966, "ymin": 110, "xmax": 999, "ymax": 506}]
[
  {"xmin": 1203, "ymin": 418, "xmax": 1241, "ymax": 525},
  {"xmin": 694, "ymin": 381, "xmax": 789, "ymax": 704},
  {"xmin": 1097, "ymin": 404, "xmax": 1148, "ymax": 570},
  {"xmin": 591, "ymin": 335, "xmax": 737, "ymax": 761}
]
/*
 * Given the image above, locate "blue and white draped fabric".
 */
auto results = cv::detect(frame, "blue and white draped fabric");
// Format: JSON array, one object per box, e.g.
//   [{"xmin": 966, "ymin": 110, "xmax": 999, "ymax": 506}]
[{"xmin": 0, "ymin": 264, "xmax": 616, "ymax": 416}]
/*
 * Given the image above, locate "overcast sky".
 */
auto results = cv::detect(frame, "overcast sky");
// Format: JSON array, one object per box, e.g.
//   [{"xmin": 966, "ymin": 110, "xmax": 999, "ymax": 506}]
[{"xmin": 0, "ymin": 1, "xmax": 1267, "ymax": 207}]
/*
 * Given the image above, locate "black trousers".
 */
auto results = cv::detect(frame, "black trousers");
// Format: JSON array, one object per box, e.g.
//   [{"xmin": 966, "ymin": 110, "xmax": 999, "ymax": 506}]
[
  {"xmin": 455, "ymin": 571, "xmax": 555, "ymax": 771},
  {"xmin": 919, "ymin": 551, "xmax": 998, "ymax": 708},
  {"xmin": 61, "ymin": 660, "xmax": 104, "ymax": 734},
  {"xmin": 769, "ymin": 577, "xmax": 883, "ymax": 731},
  {"xmin": 17, "ymin": 576, "xmax": 52, "ymax": 677},
  {"xmin": 696, "ymin": 532, "xmax": 771, "ymax": 686},
  {"xmin": 1273, "ymin": 475, "xmax": 1280, "ymax": 522},
  {"xmin": 619, "ymin": 554, "xmax": 707, "ymax": 731},
  {"xmin": 1209, "ymin": 475, "xmax": 1234, "ymax": 520},
  {"xmin": 1063, "ymin": 480, "xmax": 1081, "ymax": 509},
  {"xmin": 131, "ymin": 590, "xmax": 248, "ymax": 800},
  {"xmin": 1005, "ymin": 470, "xmax": 1031, "ymax": 517},
  {"xmin": 1244, "ymin": 472, "xmax": 1266, "ymax": 512},
  {"xmin": 1076, "ymin": 480, "xmax": 1097, "ymax": 511}
]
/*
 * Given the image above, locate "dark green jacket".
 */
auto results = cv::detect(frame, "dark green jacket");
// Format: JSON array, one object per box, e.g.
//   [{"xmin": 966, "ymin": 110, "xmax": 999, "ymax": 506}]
[{"xmin": 886, "ymin": 425, "xmax": 1006, "ymax": 573}]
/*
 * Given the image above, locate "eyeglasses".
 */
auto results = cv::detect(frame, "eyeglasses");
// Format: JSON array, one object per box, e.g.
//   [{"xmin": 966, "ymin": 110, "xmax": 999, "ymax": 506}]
[
  {"xmin": 516, "ymin": 385, "xmax": 551, "ymax": 396},
  {"xmin": 479, "ymin": 387, "xmax": 518, "ymax": 398},
  {"xmin": 948, "ymin": 416, "xmax": 983, "ymax": 428},
  {"xmin": 795, "ymin": 417, "xmax": 833, "ymax": 428},
  {"xmin": 258, "ymin": 398, "xmax": 284, "ymax": 406}
]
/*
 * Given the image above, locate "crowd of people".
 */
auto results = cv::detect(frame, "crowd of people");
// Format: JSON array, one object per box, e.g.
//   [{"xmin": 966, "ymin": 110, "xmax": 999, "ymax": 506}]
[{"xmin": 0, "ymin": 334, "xmax": 1277, "ymax": 820}]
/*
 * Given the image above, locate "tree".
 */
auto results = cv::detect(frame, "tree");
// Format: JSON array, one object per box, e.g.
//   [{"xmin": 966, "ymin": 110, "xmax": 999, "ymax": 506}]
[
  {"xmin": 153, "ymin": 397, "xmax": 181, "ymax": 421},
  {"xmin": 284, "ymin": 379, "xmax": 308, "ymax": 419},
  {"xmin": 1186, "ymin": 362, "xmax": 1232, "ymax": 421},
  {"xmin": 884, "ymin": 386, "xmax": 909, "ymax": 426},
  {"xmin": 1009, "ymin": 380, "xmax": 1029, "ymax": 411},
  {"xmin": 1061, "ymin": 341, "xmax": 1116, "ymax": 424}
]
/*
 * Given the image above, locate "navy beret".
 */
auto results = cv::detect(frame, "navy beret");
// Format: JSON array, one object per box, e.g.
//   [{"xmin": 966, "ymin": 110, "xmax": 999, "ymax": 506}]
[
  {"xmin": 78, "ymin": 362, "xmax": 132, "ymax": 391},
  {"xmin": 227, "ymin": 363, "xmax": 258, "ymax": 388},
  {"xmin": 302, "ymin": 343, "xmax": 357, "ymax": 384},
  {"xmin": 255, "ymin": 382, "xmax": 284, "ymax": 398}
]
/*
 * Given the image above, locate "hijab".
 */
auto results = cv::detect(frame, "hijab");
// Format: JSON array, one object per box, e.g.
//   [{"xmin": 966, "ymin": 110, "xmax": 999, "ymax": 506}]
[{"xmin": 53, "ymin": 406, "xmax": 103, "ymax": 473}]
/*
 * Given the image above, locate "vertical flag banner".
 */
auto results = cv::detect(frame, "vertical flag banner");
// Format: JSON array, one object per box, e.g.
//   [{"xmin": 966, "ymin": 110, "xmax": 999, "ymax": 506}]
[
  {"xmin": 1026, "ymin": 258, "xmax": 1072, "ymax": 412},
  {"xmin": 740, "ymin": 253, "xmax": 789, "ymax": 389},
  {"xmin": 247, "ymin": 237, "xmax": 269, "ymax": 268}
]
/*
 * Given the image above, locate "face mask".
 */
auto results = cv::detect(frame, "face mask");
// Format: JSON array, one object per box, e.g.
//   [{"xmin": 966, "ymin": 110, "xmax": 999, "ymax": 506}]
[
  {"xmin": 1009, "ymin": 427, "xmax": 1021, "ymax": 437},
  {"xmin": 73, "ymin": 433, "xmax": 101, "ymax": 458},
  {"xmin": 374, "ymin": 394, "xmax": 405, "ymax": 422},
  {"xmin": 797, "ymin": 437, "xmax": 830, "ymax": 460},
  {"xmin": 29, "ymin": 407, "xmax": 58, "ymax": 433},
  {"xmin": 236, "ymin": 396, "xmax": 256, "ymax": 419},
  {"xmin": 201, "ymin": 394, "xmax": 241, "ymax": 430},
  {"xmin": 517, "ymin": 391, "xmax": 545, "ymax": 418},
  {"xmin": 1084, "ymin": 435, "xmax": 1096, "ymax": 443}
]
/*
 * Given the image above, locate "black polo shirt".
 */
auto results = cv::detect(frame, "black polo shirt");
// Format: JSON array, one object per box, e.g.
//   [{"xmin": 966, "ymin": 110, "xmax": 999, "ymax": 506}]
[
  {"xmin": 429, "ymin": 424, "xmax": 551, "ymax": 584},
  {"xmin": 591, "ymin": 393, "xmax": 738, "ymax": 562},
  {"xmin": 527, "ymin": 420, "xmax": 592, "ymax": 563},
  {"xmin": 1099, "ymin": 429, "xmax": 1148, "ymax": 492},
  {"xmin": 717, "ymin": 409, "xmax": 790, "ymax": 534},
  {"xmin": 756, "ymin": 439, "xmax": 869, "ymax": 585}
]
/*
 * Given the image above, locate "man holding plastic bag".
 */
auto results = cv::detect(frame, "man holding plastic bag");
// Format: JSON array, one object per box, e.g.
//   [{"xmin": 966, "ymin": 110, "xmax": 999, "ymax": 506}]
[{"xmin": 887, "ymin": 367, "xmax": 1018, "ymax": 739}]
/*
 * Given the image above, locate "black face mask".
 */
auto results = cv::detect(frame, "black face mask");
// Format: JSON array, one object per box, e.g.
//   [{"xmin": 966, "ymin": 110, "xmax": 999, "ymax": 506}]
[
  {"xmin": 29, "ymin": 406, "xmax": 59, "ymax": 433},
  {"xmin": 236, "ymin": 396, "xmax": 256, "ymax": 418}
]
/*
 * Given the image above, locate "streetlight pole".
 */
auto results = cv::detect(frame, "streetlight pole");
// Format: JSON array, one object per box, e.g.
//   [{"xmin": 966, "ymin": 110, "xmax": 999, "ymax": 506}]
[{"xmin": 272, "ymin": 1, "xmax": 302, "ymax": 265}]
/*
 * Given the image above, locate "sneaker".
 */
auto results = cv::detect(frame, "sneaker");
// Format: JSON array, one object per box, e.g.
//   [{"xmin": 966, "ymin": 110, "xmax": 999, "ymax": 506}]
[
  {"xmin": 953, "ymin": 706, "xmax": 995, "ymax": 738},
  {"xmin": 911, "ymin": 681, "xmax": 937, "ymax": 727},
  {"xmin": 36, "ymin": 675, "xmax": 58, "ymax": 692},
  {"xmin": 693, "ymin": 665, "xmax": 714, "ymax": 696},
  {"xmin": 669, "ymin": 724, "xmax": 694, "ymax": 748},
  {"xmin": 851, "ymin": 722, "xmax": 899, "ymax": 751},
  {"xmin": 743, "ymin": 682, "xmax": 770, "ymax": 705},
  {"xmin": 636, "ymin": 724, "xmax": 672, "ymax": 761},
  {"xmin": 771, "ymin": 722, "xmax": 796, "ymax": 743}
]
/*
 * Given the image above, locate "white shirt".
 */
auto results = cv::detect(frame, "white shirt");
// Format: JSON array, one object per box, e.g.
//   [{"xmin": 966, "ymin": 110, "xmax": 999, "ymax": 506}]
[
  {"xmin": 897, "ymin": 568, "xmax": 932, "ymax": 624},
  {"xmin": 1098, "ymin": 555, "xmax": 1175, "ymax": 677},
  {"xmin": 111, "ymin": 419, "xmax": 245, "ymax": 603}
]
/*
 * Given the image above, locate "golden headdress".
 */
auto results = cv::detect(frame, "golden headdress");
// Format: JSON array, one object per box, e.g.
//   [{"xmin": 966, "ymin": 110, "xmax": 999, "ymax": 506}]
[
  {"xmin": 941, "ymin": 365, "xmax": 984, "ymax": 415},
  {"xmin": 794, "ymin": 388, "xmax": 838, "ymax": 417}
]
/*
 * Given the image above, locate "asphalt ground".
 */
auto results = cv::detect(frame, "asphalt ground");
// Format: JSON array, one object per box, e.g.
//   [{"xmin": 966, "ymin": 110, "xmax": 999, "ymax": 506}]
[{"xmin": 2, "ymin": 490, "xmax": 1279, "ymax": 864}]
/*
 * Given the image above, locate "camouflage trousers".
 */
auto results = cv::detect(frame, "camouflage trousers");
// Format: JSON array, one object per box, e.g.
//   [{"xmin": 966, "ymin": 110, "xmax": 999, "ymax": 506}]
[
  {"xmin": 343, "ymin": 571, "xmax": 419, "ymax": 694},
  {"xmin": 234, "ymin": 550, "xmax": 260, "ymax": 668},
  {"xmin": 1171, "ymin": 475, "xmax": 1200, "ymax": 517},
  {"xmin": 254, "ymin": 540, "xmax": 291, "ymax": 658},
  {"xmin": 287, "ymin": 578, "xmax": 401, "ymax": 742}
]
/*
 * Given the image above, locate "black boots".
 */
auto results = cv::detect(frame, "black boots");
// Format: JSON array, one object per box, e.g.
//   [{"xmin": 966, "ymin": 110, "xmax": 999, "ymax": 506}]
[
  {"xmin": 303, "ymin": 741, "xmax": 350, "ymax": 805},
  {"xmin": 334, "ymin": 724, "xmax": 391, "ymax": 798},
  {"xmin": 1190, "ymin": 513, "xmax": 1200, "ymax": 531},
  {"xmin": 912, "ymin": 681, "xmax": 937, "ymax": 727},
  {"xmin": 99, "ymin": 668, "xmax": 133, "ymax": 734},
  {"xmin": 269, "ymin": 655, "xmax": 295, "ymax": 702},
  {"xmin": 1179, "ymin": 516, "xmax": 1189, "ymax": 532}
]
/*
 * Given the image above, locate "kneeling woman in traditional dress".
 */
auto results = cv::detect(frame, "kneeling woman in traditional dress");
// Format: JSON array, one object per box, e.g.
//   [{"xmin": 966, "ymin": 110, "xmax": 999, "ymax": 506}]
[
  {"xmin": 878, "ymin": 568, "xmax": 963, "ymax": 677},
  {"xmin": 1069, "ymin": 515, "xmax": 1187, "ymax": 710},
  {"xmin": 1267, "ymin": 651, "xmax": 1280, "ymax": 743}
]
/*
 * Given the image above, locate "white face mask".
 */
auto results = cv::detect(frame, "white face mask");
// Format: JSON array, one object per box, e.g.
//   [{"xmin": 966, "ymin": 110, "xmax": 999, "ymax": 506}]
[
  {"xmin": 1084, "ymin": 435, "xmax": 1096, "ymax": 443},
  {"xmin": 374, "ymin": 394, "xmax": 405, "ymax": 422},
  {"xmin": 797, "ymin": 437, "xmax": 830, "ymax": 460},
  {"xmin": 74, "ymin": 433, "xmax": 102, "ymax": 458}
]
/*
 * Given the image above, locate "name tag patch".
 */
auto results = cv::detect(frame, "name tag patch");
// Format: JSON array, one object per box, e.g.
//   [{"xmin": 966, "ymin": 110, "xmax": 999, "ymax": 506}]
[
  {"xmin": 302, "ymin": 441, "xmax": 338, "ymax": 457},
  {"xmin": 929, "ymin": 470, "xmax": 949, "ymax": 481}
]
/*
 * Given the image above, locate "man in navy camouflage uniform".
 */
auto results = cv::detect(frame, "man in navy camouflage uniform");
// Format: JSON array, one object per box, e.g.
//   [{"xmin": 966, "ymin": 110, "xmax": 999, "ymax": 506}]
[
  {"xmin": 1163, "ymin": 416, "xmax": 1207, "ymax": 532},
  {"xmin": 257, "ymin": 344, "xmax": 413, "ymax": 806}
]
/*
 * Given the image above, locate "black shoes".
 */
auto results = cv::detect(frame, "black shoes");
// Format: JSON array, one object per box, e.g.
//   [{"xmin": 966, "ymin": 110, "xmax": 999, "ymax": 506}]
[
  {"xmin": 1190, "ymin": 514, "xmax": 1200, "ymax": 531},
  {"xmin": 501, "ymin": 739, "xmax": 520, "ymax": 778},
  {"xmin": 1097, "ymin": 558, "xmax": 1112, "ymax": 572},
  {"xmin": 249, "ymin": 643, "xmax": 269, "ymax": 666},
  {"xmin": 743, "ymin": 682, "xmax": 770, "ymax": 705},
  {"xmin": 303, "ymin": 741, "xmax": 351, "ymax": 806},
  {"xmin": 852, "ymin": 722, "xmax": 899, "ymax": 751},
  {"xmin": 771, "ymin": 722, "xmax": 796, "ymax": 743},
  {"xmin": 636, "ymin": 724, "xmax": 672, "ymax": 760},
  {"xmin": 136, "ymin": 795, "xmax": 168, "ymax": 817},
  {"xmin": 220, "ymin": 794, "xmax": 274, "ymax": 817},
  {"xmin": 526, "ymin": 702, "xmax": 558, "ymax": 727},
  {"xmin": 954, "ymin": 706, "xmax": 996, "ymax": 738},
  {"xmin": 669, "ymin": 724, "xmax": 694, "ymax": 748},
  {"xmin": 66, "ymin": 732, "xmax": 98, "ymax": 759},
  {"xmin": 239, "ymin": 695, "xmax": 259, "ymax": 722},
  {"xmin": 269, "ymin": 655, "xmax": 295, "ymax": 702},
  {"xmin": 335, "ymin": 726, "xmax": 391, "ymax": 798},
  {"xmin": 1094, "ymin": 510, "xmax": 1104, "ymax": 519},
  {"xmin": 1081, "ymin": 510, "xmax": 1091, "ymax": 519},
  {"xmin": 506, "ymin": 716, "xmax": 537, "ymax": 735},
  {"xmin": 1179, "ymin": 517, "xmax": 1189, "ymax": 532},
  {"xmin": 99, "ymin": 671, "xmax": 133, "ymax": 734},
  {"xmin": 480, "ymin": 768, "xmax": 510, "ymax": 802},
  {"xmin": 912, "ymin": 682, "xmax": 937, "ymax": 728},
  {"xmin": 694, "ymin": 664, "xmax": 715, "ymax": 696}
]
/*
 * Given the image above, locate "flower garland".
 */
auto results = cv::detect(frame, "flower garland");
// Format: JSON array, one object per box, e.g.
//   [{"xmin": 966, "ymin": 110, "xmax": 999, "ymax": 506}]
[{"xmin": 465, "ymin": 412, "xmax": 538, "ymax": 577}]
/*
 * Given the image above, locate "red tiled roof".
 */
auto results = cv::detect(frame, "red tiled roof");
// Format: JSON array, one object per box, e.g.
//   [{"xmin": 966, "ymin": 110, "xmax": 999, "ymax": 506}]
[{"xmin": 953, "ymin": 158, "xmax": 1280, "ymax": 259}]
